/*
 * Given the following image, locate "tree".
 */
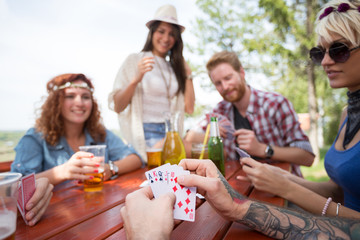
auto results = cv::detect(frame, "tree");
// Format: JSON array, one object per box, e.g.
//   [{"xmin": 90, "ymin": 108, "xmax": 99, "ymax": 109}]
[{"xmin": 188, "ymin": 0, "xmax": 349, "ymax": 165}]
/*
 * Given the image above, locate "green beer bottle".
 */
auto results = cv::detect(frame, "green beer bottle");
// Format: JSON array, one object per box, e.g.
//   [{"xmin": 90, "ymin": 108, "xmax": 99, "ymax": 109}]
[{"xmin": 207, "ymin": 116, "xmax": 225, "ymax": 176}]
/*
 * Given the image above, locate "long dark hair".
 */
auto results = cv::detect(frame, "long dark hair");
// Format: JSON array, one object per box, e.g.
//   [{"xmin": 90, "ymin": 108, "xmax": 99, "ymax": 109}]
[{"xmin": 142, "ymin": 21, "xmax": 186, "ymax": 94}]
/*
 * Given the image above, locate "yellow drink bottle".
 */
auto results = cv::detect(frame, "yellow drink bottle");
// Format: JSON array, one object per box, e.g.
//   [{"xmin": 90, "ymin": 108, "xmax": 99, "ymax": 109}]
[{"xmin": 161, "ymin": 111, "xmax": 186, "ymax": 165}]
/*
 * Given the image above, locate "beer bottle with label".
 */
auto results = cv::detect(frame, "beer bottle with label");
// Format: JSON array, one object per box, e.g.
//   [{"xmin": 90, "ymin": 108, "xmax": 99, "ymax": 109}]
[{"xmin": 207, "ymin": 116, "xmax": 225, "ymax": 176}]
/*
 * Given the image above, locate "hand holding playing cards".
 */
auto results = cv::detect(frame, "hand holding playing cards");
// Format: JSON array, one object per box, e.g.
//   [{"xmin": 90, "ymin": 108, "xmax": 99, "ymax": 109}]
[
  {"xmin": 218, "ymin": 126, "xmax": 228, "ymax": 139},
  {"xmin": 26, "ymin": 178, "xmax": 53, "ymax": 226},
  {"xmin": 236, "ymin": 158, "xmax": 292, "ymax": 197},
  {"xmin": 121, "ymin": 186, "xmax": 175, "ymax": 240},
  {"xmin": 234, "ymin": 129, "xmax": 263, "ymax": 157},
  {"xmin": 178, "ymin": 159, "xmax": 247, "ymax": 221}
]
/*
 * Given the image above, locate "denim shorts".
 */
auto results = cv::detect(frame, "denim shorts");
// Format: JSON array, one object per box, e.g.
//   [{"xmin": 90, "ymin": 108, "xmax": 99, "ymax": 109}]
[{"xmin": 143, "ymin": 123, "xmax": 166, "ymax": 141}]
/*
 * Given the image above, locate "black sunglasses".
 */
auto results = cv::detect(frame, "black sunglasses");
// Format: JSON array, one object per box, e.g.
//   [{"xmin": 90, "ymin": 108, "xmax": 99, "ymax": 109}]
[{"xmin": 309, "ymin": 42, "xmax": 360, "ymax": 65}]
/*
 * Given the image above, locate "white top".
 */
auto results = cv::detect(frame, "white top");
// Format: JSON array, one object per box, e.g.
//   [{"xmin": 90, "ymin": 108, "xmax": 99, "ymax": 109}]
[
  {"xmin": 142, "ymin": 54, "xmax": 178, "ymax": 123},
  {"xmin": 108, "ymin": 51, "xmax": 185, "ymax": 161}
]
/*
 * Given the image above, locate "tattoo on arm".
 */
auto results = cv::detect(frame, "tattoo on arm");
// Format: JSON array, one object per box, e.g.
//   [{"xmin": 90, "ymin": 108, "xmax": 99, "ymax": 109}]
[
  {"xmin": 238, "ymin": 202, "xmax": 360, "ymax": 240},
  {"xmin": 217, "ymin": 169, "xmax": 246, "ymax": 201}
]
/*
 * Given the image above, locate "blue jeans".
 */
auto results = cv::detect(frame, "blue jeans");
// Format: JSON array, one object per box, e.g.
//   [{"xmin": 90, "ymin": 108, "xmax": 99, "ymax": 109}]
[{"xmin": 143, "ymin": 123, "xmax": 166, "ymax": 141}]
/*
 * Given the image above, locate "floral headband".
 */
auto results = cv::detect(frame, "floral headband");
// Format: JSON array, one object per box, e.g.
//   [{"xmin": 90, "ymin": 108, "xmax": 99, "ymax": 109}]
[
  {"xmin": 52, "ymin": 82, "xmax": 94, "ymax": 92},
  {"xmin": 319, "ymin": 3, "xmax": 360, "ymax": 20}
]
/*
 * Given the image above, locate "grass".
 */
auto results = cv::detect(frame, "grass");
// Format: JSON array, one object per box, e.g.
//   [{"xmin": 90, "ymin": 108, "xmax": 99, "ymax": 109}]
[
  {"xmin": 0, "ymin": 130, "xmax": 25, "ymax": 163},
  {"xmin": 301, "ymin": 147, "xmax": 330, "ymax": 182}
]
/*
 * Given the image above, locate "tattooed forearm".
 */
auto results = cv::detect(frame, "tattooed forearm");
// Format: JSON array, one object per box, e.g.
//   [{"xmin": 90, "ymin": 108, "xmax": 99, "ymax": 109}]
[
  {"xmin": 238, "ymin": 202, "xmax": 360, "ymax": 240},
  {"xmin": 217, "ymin": 169, "xmax": 246, "ymax": 201}
]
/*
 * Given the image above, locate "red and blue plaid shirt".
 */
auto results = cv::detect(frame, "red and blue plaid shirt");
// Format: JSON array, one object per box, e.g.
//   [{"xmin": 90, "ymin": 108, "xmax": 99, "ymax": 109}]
[{"xmin": 196, "ymin": 87, "xmax": 313, "ymax": 176}]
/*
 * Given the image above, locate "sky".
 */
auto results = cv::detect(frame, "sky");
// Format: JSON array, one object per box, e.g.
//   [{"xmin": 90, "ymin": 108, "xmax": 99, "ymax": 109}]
[
  {"xmin": 0, "ymin": 0, "xmax": 224, "ymax": 131},
  {"xmin": 0, "ymin": 0, "xmax": 269, "ymax": 132}
]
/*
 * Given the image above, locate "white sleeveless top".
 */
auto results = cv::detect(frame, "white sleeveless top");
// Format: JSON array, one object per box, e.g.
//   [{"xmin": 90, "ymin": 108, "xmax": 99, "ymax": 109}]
[{"xmin": 142, "ymin": 54, "xmax": 178, "ymax": 123}]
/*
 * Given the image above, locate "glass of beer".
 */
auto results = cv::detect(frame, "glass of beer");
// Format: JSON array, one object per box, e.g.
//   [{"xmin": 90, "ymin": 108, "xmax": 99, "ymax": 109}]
[
  {"xmin": 0, "ymin": 172, "xmax": 22, "ymax": 240},
  {"xmin": 79, "ymin": 145, "xmax": 106, "ymax": 192},
  {"xmin": 146, "ymin": 138, "xmax": 163, "ymax": 169},
  {"xmin": 191, "ymin": 143, "xmax": 208, "ymax": 159}
]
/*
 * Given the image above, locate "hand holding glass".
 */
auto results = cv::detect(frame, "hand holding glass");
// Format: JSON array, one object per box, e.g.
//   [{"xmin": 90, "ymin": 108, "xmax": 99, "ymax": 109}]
[{"xmin": 79, "ymin": 145, "xmax": 106, "ymax": 192}]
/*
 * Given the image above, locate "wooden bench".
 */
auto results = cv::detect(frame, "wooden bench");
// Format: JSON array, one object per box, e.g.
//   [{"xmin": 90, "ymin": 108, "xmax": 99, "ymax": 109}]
[{"xmin": 0, "ymin": 161, "xmax": 12, "ymax": 172}]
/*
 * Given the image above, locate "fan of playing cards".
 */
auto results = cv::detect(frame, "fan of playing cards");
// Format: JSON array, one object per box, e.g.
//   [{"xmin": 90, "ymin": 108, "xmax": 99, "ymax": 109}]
[{"xmin": 145, "ymin": 163, "xmax": 197, "ymax": 222}]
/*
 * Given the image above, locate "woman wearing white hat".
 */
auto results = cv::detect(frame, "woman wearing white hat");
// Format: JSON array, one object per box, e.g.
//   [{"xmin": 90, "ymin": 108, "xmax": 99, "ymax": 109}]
[{"xmin": 108, "ymin": 4, "xmax": 195, "ymax": 161}]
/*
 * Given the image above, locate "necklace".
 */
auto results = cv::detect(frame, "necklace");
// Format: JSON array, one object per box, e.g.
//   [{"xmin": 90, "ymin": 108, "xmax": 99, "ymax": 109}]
[{"xmin": 153, "ymin": 54, "xmax": 172, "ymax": 108}]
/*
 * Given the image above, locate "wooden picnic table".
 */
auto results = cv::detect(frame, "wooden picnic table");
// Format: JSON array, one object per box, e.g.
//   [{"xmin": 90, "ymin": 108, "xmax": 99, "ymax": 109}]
[{"xmin": 14, "ymin": 160, "xmax": 290, "ymax": 240}]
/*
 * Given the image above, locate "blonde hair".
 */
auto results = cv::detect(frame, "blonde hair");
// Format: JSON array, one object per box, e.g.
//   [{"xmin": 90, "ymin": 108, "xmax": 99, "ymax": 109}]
[
  {"xmin": 206, "ymin": 51, "xmax": 243, "ymax": 75},
  {"xmin": 315, "ymin": 0, "xmax": 360, "ymax": 46}
]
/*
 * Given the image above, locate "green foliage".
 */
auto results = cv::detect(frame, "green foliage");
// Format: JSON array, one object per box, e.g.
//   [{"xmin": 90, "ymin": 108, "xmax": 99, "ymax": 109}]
[
  {"xmin": 301, "ymin": 147, "xmax": 330, "ymax": 182},
  {"xmin": 190, "ymin": 0, "xmax": 345, "ymax": 146},
  {"xmin": 321, "ymin": 88, "xmax": 347, "ymax": 145},
  {"xmin": 0, "ymin": 131, "xmax": 25, "ymax": 162},
  {"xmin": 0, "ymin": 131, "xmax": 25, "ymax": 142}
]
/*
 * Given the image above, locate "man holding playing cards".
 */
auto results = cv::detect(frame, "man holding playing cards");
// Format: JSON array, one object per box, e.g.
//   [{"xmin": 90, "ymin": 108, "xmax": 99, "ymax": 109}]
[
  {"xmin": 185, "ymin": 51, "xmax": 314, "ymax": 176},
  {"xmin": 121, "ymin": 159, "xmax": 360, "ymax": 239}
]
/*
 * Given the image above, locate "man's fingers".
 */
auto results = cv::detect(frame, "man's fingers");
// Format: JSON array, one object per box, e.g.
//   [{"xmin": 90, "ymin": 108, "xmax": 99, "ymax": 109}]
[
  {"xmin": 120, "ymin": 206, "xmax": 128, "ymax": 223},
  {"xmin": 179, "ymin": 159, "xmax": 201, "ymax": 171},
  {"xmin": 139, "ymin": 186, "xmax": 154, "ymax": 199},
  {"xmin": 219, "ymin": 126, "xmax": 227, "ymax": 138},
  {"xmin": 240, "ymin": 157, "xmax": 261, "ymax": 168},
  {"xmin": 177, "ymin": 174, "xmax": 218, "ymax": 194},
  {"xmin": 179, "ymin": 159, "xmax": 215, "ymax": 175},
  {"xmin": 126, "ymin": 186, "xmax": 154, "ymax": 203},
  {"xmin": 158, "ymin": 192, "xmax": 176, "ymax": 209},
  {"xmin": 236, "ymin": 175, "xmax": 250, "ymax": 182}
]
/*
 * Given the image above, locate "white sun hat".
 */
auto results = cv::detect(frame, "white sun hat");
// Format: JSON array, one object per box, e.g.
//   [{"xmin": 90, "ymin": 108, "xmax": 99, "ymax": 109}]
[{"xmin": 146, "ymin": 4, "xmax": 185, "ymax": 33}]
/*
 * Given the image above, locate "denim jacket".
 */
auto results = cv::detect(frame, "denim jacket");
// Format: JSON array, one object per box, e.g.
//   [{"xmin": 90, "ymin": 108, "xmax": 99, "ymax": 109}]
[{"xmin": 11, "ymin": 128, "xmax": 142, "ymax": 176}]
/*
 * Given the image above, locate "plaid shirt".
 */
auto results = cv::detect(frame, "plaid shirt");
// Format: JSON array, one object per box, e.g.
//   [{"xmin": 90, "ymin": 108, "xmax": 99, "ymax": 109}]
[{"xmin": 197, "ymin": 87, "xmax": 313, "ymax": 176}]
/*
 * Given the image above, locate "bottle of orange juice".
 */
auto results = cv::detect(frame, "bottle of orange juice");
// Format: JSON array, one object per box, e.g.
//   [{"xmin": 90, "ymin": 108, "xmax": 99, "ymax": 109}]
[{"xmin": 161, "ymin": 111, "xmax": 186, "ymax": 165}]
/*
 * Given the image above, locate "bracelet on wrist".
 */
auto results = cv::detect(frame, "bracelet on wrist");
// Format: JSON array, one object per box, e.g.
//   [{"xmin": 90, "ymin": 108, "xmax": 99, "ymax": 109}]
[
  {"xmin": 322, "ymin": 197, "xmax": 332, "ymax": 216},
  {"xmin": 336, "ymin": 202, "xmax": 341, "ymax": 217}
]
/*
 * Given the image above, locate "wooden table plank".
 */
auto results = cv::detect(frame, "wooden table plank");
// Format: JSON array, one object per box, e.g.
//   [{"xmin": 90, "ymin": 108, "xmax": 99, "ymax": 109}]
[
  {"xmin": 224, "ymin": 160, "xmax": 242, "ymax": 179},
  {"xmin": 170, "ymin": 201, "xmax": 232, "ymax": 240},
  {"xmin": 227, "ymin": 167, "xmax": 253, "ymax": 197},
  {"xmin": 15, "ymin": 168, "xmax": 147, "ymax": 240},
  {"xmin": 105, "ymin": 229, "xmax": 126, "ymax": 240},
  {"xmin": 0, "ymin": 161, "xmax": 12, "ymax": 172},
  {"xmin": 49, "ymin": 204, "xmax": 125, "ymax": 240}
]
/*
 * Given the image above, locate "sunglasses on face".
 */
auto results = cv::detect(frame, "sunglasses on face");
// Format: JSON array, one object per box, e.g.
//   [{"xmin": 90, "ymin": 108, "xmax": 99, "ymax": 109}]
[{"xmin": 309, "ymin": 42, "xmax": 360, "ymax": 65}]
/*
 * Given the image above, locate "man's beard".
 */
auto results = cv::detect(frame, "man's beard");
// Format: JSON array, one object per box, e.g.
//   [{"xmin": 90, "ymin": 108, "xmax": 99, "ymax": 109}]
[{"xmin": 222, "ymin": 86, "xmax": 245, "ymax": 103}]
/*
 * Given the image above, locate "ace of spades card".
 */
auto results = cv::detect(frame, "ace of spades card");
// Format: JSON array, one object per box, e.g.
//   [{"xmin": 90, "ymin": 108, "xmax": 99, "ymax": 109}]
[{"xmin": 145, "ymin": 164, "xmax": 197, "ymax": 222}]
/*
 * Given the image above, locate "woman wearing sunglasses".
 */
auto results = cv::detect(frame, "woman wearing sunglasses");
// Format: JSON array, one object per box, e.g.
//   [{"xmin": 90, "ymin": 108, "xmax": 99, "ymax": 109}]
[{"xmin": 237, "ymin": 0, "xmax": 360, "ymax": 219}]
